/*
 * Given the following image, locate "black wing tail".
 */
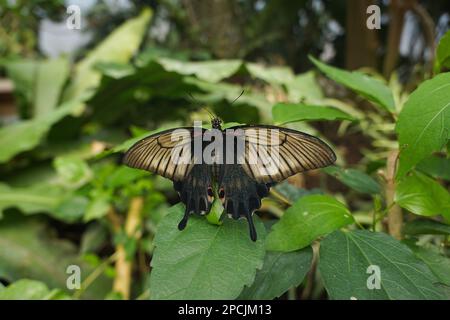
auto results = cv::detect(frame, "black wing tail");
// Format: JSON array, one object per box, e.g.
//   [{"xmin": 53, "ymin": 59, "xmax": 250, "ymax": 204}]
[{"xmin": 218, "ymin": 164, "xmax": 270, "ymax": 241}]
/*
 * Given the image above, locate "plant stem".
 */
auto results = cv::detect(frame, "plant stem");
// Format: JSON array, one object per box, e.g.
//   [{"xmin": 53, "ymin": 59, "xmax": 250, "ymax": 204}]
[
  {"xmin": 386, "ymin": 150, "xmax": 402, "ymax": 239},
  {"xmin": 112, "ymin": 196, "xmax": 144, "ymax": 299}
]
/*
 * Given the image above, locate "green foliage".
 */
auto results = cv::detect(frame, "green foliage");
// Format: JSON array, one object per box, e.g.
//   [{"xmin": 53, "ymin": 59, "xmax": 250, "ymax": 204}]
[
  {"xmin": 319, "ymin": 230, "xmax": 446, "ymax": 299},
  {"xmin": 239, "ymin": 247, "xmax": 312, "ymax": 300},
  {"xmin": 396, "ymin": 73, "xmax": 450, "ymax": 178},
  {"xmin": 436, "ymin": 30, "xmax": 450, "ymax": 71},
  {"xmin": 395, "ymin": 171, "xmax": 450, "ymax": 220},
  {"xmin": 309, "ymin": 56, "xmax": 395, "ymax": 112},
  {"xmin": 0, "ymin": 279, "xmax": 69, "ymax": 300},
  {"xmin": 322, "ymin": 166, "xmax": 381, "ymax": 194},
  {"xmin": 266, "ymin": 195, "xmax": 354, "ymax": 252},
  {"xmin": 149, "ymin": 204, "xmax": 266, "ymax": 299},
  {"xmin": 272, "ymin": 103, "xmax": 355, "ymax": 124}
]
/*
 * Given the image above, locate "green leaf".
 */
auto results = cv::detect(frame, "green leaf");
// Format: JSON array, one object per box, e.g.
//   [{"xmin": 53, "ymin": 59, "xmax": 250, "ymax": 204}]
[
  {"xmin": 0, "ymin": 96, "xmax": 87, "ymax": 163},
  {"xmin": 395, "ymin": 171, "xmax": 450, "ymax": 219},
  {"xmin": 322, "ymin": 166, "xmax": 381, "ymax": 194},
  {"xmin": 408, "ymin": 244, "xmax": 450, "ymax": 286},
  {"xmin": 0, "ymin": 279, "xmax": 69, "ymax": 300},
  {"xmin": 53, "ymin": 156, "xmax": 92, "ymax": 188},
  {"xmin": 272, "ymin": 103, "xmax": 355, "ymax": 124},
  {"xmin": 403, "ymin": 219, "xmax": 450, "ymax": 236},
  {"xmin": 0, "ymin": 215, "xmax": 111, "ymax": 299},
  {"xmin": 284, "ymin": 71, "xmax": 324, "ymax": 103},
  {"xmin": 157, "ymin": 58, "xmax": 242, "ymax": 83},
  {"xmin": 64, "ymin": 8, "xmax": 152, "ymax": 99},
  {"xmin": 266, "ymin": 195, "xmax": 354, "ymax": 252},
  {"xmin": 239, "ymin": 247, "xmax": 313, "ymax": 300},
  {"xmin": 309, "ymin": 56, "xmax": 395, "ymax": 112},
  {"xmin": 319, "ymin": 230, "xmax": 445, "ymax": 299},
  {"xmin": 417, "ymin": 155, "xmax": 450, "ymax": 180},
  {"xmin": 396, "ymin": 72, "xmax": 450, "ymax": 178},
  {"xmin": 149, "ymin": 204, "xmax": 266, "ymax": 299},
  {"xmin": 246, "ymin": 63, "xmax": 295, "ymax": 85},
  {"xmin": 84, "ymin": 196, "xmax": 110, "ymax": 222},
  {"xmin": 436, "ymin": 30, "xmax": 450, "ymax": 70}
]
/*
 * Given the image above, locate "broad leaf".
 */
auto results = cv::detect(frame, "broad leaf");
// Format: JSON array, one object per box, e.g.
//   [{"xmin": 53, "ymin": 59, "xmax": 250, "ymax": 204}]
[
  {"xmin": 395, "ymin": 171, "xmax": 450, "ymax": 220},
  {"xmin": 322, "ymin": 166, "xmax": 381, "ymax": 194},
  {"xmin": 0, "ymin": 97, "xmax": 87, "ymax": 163},
  {"xmin": 149, "ymin": 204, "xmax": 266, "ymax": 299},
  {"xmin": 310, "ymin": 56, "xmax": 395, "ymax": 112},
  {"xmin": 239, "ymin": 247, "xmax": 313, "ymax": 300},
  {"xmin": 285, "ymin": 71, "xmax": 324, "ymax": 103},
  {"xmin": 319, "ymin": 230, "xmax": 445, "ymax": 299},
  {"xmin": 157, "ymin": 58, "xmax": 242, "ymax": 83},
  {"xmin": 396, "ymin": 72, "xmax": 450, "ymax": 178},
  {"xmin": 266, "ymin": 195, "xmax": 354, "ymax": 252},
  {"xmin": 272, "ymin": 103, "xmax": 355, "ymax": 124},
  {"xmin": 246, "ymin": 63, "xmax": 295, "ymax": 85},
  {"xmin": 64, "ymin": 8, "xmax": 152, "ymax": 99}
]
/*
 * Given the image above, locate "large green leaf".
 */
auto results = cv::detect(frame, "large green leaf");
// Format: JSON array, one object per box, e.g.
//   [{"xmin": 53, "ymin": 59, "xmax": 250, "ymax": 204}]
[
  {"xmin": 246, "ymin": 63, "xmax": 295, "ymax": 85},
  {"xmin": 157, "ymin": 58, "xmax": 242, "ymax": 83},
  {"xmin": 395, "ymin": 171, "xmax": 450, "ymax": 220},
  {"xmin": 319, "ymin": 230, "xmax": 445, "ymax": 299},
  {"xmin": 310, "ymin": 56, "xmax": 395, "ymax": 112},
  {"xmin": 284, "ymin": 71, "xmax": 324, "ymax": 103},
  {"xmin": 64, "ymin": 8, "xmax": 152, "ymax": 99},
  {"xmin": 396, "ymin": 72, "xmax": 450, "ymax": 178},
  {"xmin": 0, "ymin": 97, "xmax": 87, "ymax": 163},
  {"xmin": 239, "ymin": 247, "xmax": 313, "ymax": 300},
  {"xmin": 149, "ymin": 204, "xmax": 266, "ymax": 300},
  {"xmin": 0, "ymin": 215, "xmax": 111, "ymax": 299},
  {"xmin": 272, "ymin": 103, "xmax": 355, "ymax": 124},
  {"xmin": 0, "ymin": 279, "xmax": 69, "ymax": 300},
  {"xmin": 266, "ymin": 195, "xmax": 354, "ymax": 252},
  {"xmin": 436, "ymin": 30, "xmax": 450, "ymax": 71},
  {"xmin": 408, "ymin": 244, "xmax": 450, "ymax": 286},
  {"xmin": 322, "ymin": 166, "xmax": 381, "ymax": 194}
]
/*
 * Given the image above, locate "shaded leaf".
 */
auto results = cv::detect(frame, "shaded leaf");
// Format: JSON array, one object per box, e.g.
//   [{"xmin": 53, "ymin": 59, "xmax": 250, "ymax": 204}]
[
  {"xmin": 436, "ymin": 30, "xmax": 450, "ymax": 70},
  {"xmin": 322, "ymin": 166, "xmax": 381, "ymax": 194},
  {"xmin": 239, "ymin": 247, "xmax": 313, "ymax": 300},
  {"xmin": 310, "ymin": 56, "xmax": 395, "ymax": 112},
  {"xmin": 266, "ymin": 195, "xmax": 353, "ymax": 252},
  {"xmin": 403, "ymin": 219, "xmax": 450, "ymax": 236},
  {"xmin": 272, "ymin": 103, "xmax": 355, "ymax": 124},
  {"xmin": 319, "ymin": 230, "xmax": 445, "ymax": 299},
  {"xmin": 408, "ymin": 244, "xmax": 450, "ymax": 286},
  {"xmin": 416, "ymin": 155, "xmax": 450, "ymax": 180},
  {"xmin": 0, "ymin": 215, "xmax": 111, "ymax": 299},
  {"xmin": 396, "ymin": 72, "xmax": 450, "ymax": 178},
  {"xmin": 149, "ymin": 204, "xmax": 266, "ymax": 299}
]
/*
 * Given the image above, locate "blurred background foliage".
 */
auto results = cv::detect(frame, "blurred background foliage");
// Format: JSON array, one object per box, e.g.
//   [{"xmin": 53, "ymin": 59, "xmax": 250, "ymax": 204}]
[{"xmin": 0, "ymin": 0, "xmax": 449, "ymax": 300}]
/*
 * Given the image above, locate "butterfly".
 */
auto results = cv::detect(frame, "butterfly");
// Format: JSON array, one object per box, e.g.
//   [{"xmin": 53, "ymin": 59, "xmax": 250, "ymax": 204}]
[{"xmin": 123, "ymin": 117, "xmax": 336, "ymax": 241}]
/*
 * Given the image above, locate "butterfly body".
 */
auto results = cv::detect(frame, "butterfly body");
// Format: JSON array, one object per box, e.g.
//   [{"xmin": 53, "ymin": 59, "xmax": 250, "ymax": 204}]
[{"xmin": 124, "ymin": 117, "xmax": 336, "ymax": 241}]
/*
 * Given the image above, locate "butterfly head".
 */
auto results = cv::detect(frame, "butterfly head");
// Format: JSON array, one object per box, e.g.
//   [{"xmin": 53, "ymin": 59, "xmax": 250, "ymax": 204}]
[{"xmin": 211, "ymin": 117, "xmax": 222, "ymax": 130}]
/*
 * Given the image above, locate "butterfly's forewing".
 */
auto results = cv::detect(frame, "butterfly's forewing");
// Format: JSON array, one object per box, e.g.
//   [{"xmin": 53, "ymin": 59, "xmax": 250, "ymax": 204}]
[
  {"xmin": 123, "ymin": 127, "xmax": 214, "ymax": 229},
  {"xmin": 228, "ymin": 125, "xmax": 336, "ymax": 184}
]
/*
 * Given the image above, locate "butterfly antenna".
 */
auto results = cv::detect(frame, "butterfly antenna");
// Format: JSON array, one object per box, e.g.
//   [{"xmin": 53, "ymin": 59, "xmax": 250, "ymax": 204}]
[
  {"xmin": 187, "ymin": 92, "xmax": 216, "ymax": 119},
  {"xmin": 230, "ymin": 89, "xmax": 245, "ymax": 105}
]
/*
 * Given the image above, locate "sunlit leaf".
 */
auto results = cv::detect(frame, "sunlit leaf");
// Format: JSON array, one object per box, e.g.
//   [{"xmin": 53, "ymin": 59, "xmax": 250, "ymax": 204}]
[
  {"xmin": 0, "ymin": 279, "xmax": 69, "ymax": 300},
  {"xmin": 266, "ymin": 195, "xmax": 354, "ymax": 252},
  {"xmin": 310, "ymin": 56, "xmax": 395, "ymax": 112},
  {"xmin": 396, "ymin": 72, "xmax": 450, "ymax": 178},
  {"xmin": 149, "ymin": 204, "xmax": 266, "ymax": 299},
  {"xmin": 395, "ymin": 171, "xmax": 450, "ymax": 220},
  {"xmin": 272, "ymin": 103, "xmax": 355, "ymax": 124},
  {"xmin": 436, "ymin": 30, "xmax": 450, "ymax": 71}
]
